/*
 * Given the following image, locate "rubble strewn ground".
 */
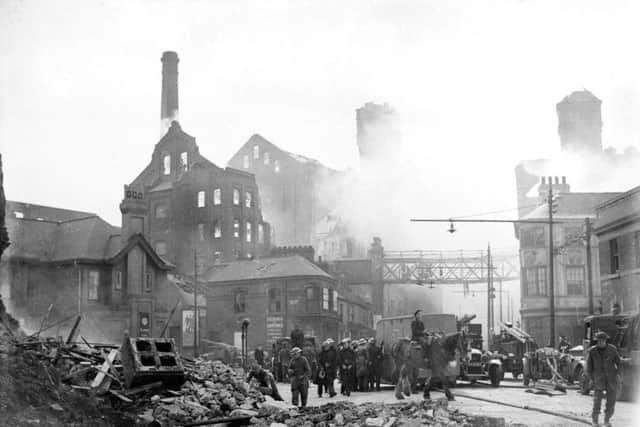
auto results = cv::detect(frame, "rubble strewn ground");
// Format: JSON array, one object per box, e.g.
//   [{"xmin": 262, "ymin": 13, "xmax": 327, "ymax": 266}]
[{"xmin": 1, "ymin": 306, "xmax": 508, "ymax": 427}]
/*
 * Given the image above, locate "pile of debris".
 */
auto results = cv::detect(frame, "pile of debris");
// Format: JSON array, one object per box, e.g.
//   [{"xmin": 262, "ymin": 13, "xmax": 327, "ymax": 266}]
[{"xmin": 250, "ymin": 399, "xmax": 505, "ymax": 427}]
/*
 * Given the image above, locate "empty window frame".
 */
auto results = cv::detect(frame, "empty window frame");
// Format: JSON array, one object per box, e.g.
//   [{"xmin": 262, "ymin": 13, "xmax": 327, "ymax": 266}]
[
  {"xmin": 274, "ymin": 159, "xmax": 280, "ymax": 173},
  {"xmin": 213, "ymin": 221, "xmax": 222, "ymax": 238},
  {"xmin": 213, "ymin": 188, "xmax": 222, "ymax": 205},
  {"xmin": 197, "ymin": 223, "xmax": 205, "ymax": 241},
  {"xmin": 258, "ymin": 223, "xmax": 264, "ymax": 243},
  {"xmin": 233, "ymin": 219, "xmax": 240, "ymax": 239},
  {"xmin": 253, "ymin": 145, "xmax": 259, "ymax": 159},
  {"xmin": 246, "ymin": 222, "xmax": 252, "ymax": 242},
  {"xmin": 233, "ymin": 188, "xmax": 240, "ymax": 206},
  {"xmin": 113, "ymin": 270, "xmax": 122, "ymax": 290},
  {"xmin": 306, "ymin": 286, "xmax": 321, "ymax": 312},
  {"xmin": 264, "ymin": 152, "xmax": 270, "ymax": 165},
  {"xmin": 163, "ymin": 154, "xmax": 171, "ymax": 175},
  {"xmin": 610, "ymin": 238, "xmax": 620, "ymax": 273},
  {"xmin": 88, "ymin": 271, "xmax": 99, "ymax": 301},
  {"xmin": 180, "ymin": 152, "xmax": 188, "ymax": 172},
  {"xmin": 322, "ymin": 287, "xmax": 329, "ymax": 310},
  {"xmin": 197, "ymin": 191, "xmax": 205, "ymax": 208},
  {"xmin": 243, "ymin": 155, "xmax": 249, "ymax": 169},
  {"xmin": 245, "ymin": 191, "xmax": 252, "ymax": 208}
]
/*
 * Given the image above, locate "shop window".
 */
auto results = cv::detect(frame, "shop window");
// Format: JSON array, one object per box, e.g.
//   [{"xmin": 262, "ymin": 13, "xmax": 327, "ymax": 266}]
[
  {"xmin": 155, "ymin": 241, "xmax": 167, "ymax": 256},
  {"xmin": 609, "ymin": 238, "xmax": 620, "ymax": 273},
  {"xmin": 274, "ymin": 159, "xmax": 280, "ymax": 173},
  {"xmin": 233, "ymin": 188, "xmax": 240, "ymax": 205},
  {"xmin": 246, "ymin": 222, "xmax": 252, "ymax": 242},
  {"xmin": 144, "ymin": 272, "xmax": 153, "ymax": 292},
  {"xmin": 113, "ymin": 270, "xmax": 122, "ymax": 290},
  {"xmin": 566, "ymin": 266, "xmax": 585, "ymax": 295},
  {"xmin": 245, "ymin": 191, "xmax": 252, "ymax": 208},
  {"xmin": 214, "ymin": 188, "xmax": 221, "ymax": 205},
  {"xmin": 213, "ymin": 221, "xmax": 221, "ymax": 238},
  {"xmin": 264, "ymin": 152, "xmax": 270, "ymax": 165},
  {"xmin": 163, "ymin": 154, "xmax": 171, "ymax": 175},
  {"xmin": 258, "ymin": 223, "xmax": 264, "ymax": 243},
  {"xmin": 197, "ymin": 223, "xmax": 205, "ymax": 241},
  {"xmin": 180, "ymin": 152, "xmax": 188, "ymax": 172},
  {"xmin": 234, "ymin": 290, "xmax": 246, "ymax": 313},
  {"xmin": 155, "ymin": 204, "xmax": 168, "ymax": 219},
  {"xmin": 197, "ymin": 191, "xmax": 205, "ymax": 208},
  {"xmin": 233, "ymin": 219, "xmax": 240, "ymax": 239},
  {"xmin": 88, "ymin": 271, "xmax": 99, "ymax": 301},
  {"xmin": 268, "ymin": 288, "xmax": 281, "ymax": 313},
  {"xmin": 243, "ymin": 155, "xmax": 249, "ymax": 169},
  {"xmin": 253, "ymin": 145, "xmax": 259, "ymax": 159}
]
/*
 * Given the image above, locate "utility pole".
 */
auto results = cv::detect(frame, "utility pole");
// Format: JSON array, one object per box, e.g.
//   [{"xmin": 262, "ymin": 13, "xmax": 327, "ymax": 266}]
[
  {"xmin": 585, "ymin": 217, "xmax": 594, "ymax": 315},
  {"xmin": 499, "ymin": 279, "xmax": 503, "ymax": 323},
  {"xmin": 193, "ymin": 248, "xmax": 199, "ymax": 357},
  {"xmin": 487, "ymin": 244, "xmax": 493, "ymax": 348},
  {"xmin": 548, "ymin": 181, "xmax": 556, "ymax": 348}
]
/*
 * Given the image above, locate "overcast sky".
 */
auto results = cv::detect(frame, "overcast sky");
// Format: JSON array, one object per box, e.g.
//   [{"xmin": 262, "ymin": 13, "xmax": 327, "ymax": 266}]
[{"xmin": 3, "ymin": 0, "xmax": 640, "ymax": 251}]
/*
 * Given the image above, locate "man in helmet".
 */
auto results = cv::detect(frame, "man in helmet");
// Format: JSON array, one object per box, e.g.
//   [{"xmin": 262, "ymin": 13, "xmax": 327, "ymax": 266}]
[
  {"xmin": 586, "ymin": 331, "xmax": 621, "ymax": 427},
  {"xmin": 318, "ymin": 339, "xmax": 338, "ymax": 398},
  {"xmin": 337, "ymin": 338, "xmax": 355, "ymax": 396},
  {"xmin": 288, "ymin": 347, "xmax": 311, "ymax": 408}
]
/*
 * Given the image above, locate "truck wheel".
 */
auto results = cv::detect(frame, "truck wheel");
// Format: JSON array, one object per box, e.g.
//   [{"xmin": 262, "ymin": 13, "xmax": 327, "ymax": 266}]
[
  {"xmin": 579, "ymin": 372, "xmax": 591, "ymax": 395},
  {"xmin": 489, "ymin": 366, "xmax": 501, "ymax": 387}
]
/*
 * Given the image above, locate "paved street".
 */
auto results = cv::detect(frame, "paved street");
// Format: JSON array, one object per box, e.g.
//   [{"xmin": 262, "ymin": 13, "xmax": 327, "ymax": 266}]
[{"xmin": 267, "ymin": 379, "xmax": 639, "ymax": 427}]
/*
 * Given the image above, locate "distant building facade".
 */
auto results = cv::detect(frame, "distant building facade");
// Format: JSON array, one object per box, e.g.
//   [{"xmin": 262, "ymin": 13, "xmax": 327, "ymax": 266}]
[
  {"xmin": 594, "ymin": 185, "xmax": 640, "ymax": 312},
  {"xmin": 356, "ymin": 102, "xmax": 401, "ymax": 162},
  {"xmin": 556, "ymin": 90, "xmax": 603, "ymax": 153},
  {"xmin": 515, "ymin": 178, "xmax": 620, "ymax": 345}
]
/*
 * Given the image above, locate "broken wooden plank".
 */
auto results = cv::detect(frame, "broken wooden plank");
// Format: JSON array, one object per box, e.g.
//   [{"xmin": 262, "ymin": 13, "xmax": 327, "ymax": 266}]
[
  {"xmin": 65, "ymin": 315, "xmax": 82, "ymax": 345},
  {"xmin": 121, "ymin": 381, "xmax": 163, "ymax": 396},
  {"xmin": 62, "ymin": 366, "xmax": 95, "ymax": 382},
  {"xmin": 91, "ymin": 349, "xmax": 118, "ymax": 389},
  {"xmin": 109, "ymin": 390, "xmax": 133, "ymax": 403}
]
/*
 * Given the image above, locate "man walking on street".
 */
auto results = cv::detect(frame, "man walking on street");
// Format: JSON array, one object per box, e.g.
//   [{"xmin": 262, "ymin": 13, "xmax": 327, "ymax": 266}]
[
  {"xmin": 288, "ymin": 347, "xmax": 311, "ymax": 408},
  {"xmin": 338, "ymin": 338, "xmax": 355, "ymax": 396},
  {"xmin": 586, "ymin": 331, "xmax": 621, "ymax": 427},
  {"xmin": 254, "ymin": 346, "xmax": 265, "ymax": 367},
  {"xmin": 279, "ymin": 342, "xmax": 291, "ymax": 383}
]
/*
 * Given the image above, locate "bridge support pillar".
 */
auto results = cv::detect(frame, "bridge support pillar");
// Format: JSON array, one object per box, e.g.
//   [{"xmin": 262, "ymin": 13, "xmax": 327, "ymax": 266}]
[{"xmin": 369, "ymin": 237, "xmax": 385, "ymax": 315}]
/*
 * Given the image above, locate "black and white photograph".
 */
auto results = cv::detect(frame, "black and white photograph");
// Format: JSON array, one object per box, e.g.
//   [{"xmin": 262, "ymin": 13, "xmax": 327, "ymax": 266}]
[{"xmin": 1, "ymin": 1, "xmax": 640, "ymax": 426}]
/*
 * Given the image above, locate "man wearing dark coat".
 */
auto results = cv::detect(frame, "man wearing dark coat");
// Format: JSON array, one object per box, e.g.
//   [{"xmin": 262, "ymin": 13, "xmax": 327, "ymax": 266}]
[
  {"xmin": 337, "ymin": 338, "xmax": 355, "ymax": 396},
  {"xmin": 288, "ymin": 347, "xmax": 311, "ymax": 408},
  {"xmin": 318, "ymin": 339, "xmax": 337, "ymax": 397},
  {"xmin": 254, "ymin": 346, "xmax": 265, "ymax": 367},
  {"xmin": 367, "ymin": 338, "xmax": 383, "ymax": 392},
  {"xmin": 290, "ymin": 324, "xmax": 305, "ymax": 349},
  {"xmin": 411, "ymin": 310, "xmax": 425, "ymax": 341},
  {"xmin": 586, "ymin": 331, "xmax": 621, "ymax": 427}
]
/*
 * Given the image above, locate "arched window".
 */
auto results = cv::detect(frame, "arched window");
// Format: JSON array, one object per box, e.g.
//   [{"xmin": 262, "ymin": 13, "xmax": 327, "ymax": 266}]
[
  {"xmin": 213, "ymin": 188, "xmax": 221, "ymax": 205},
  {"xmin": 253, "ymin": 145, "xmax": 259, "ymax": 159}
]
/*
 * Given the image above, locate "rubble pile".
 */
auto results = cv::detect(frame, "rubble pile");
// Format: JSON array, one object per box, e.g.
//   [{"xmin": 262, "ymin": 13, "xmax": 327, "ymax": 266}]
[
  {"xmin": 142, "ymin": 359, "xmax": 266, "ymax": 425},
  {"xmin": 251, "ymin": 399, "xmax": 505, "ymax": 427}
]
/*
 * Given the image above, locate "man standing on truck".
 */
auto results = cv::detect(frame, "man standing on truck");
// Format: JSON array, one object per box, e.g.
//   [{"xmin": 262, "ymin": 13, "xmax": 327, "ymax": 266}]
[
  {"xmin": 586, "ymin": 331, "xmax": 621, "ymax": 427},
  {"xmin": 411, "ymin": 310, "xmax": 425, "ymax": 341}
]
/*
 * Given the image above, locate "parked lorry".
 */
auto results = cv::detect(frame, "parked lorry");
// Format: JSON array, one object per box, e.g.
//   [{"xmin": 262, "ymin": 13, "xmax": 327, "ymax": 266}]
[
  {"xmin": 578, "ymin": 310, "xmax": 640, "ymax": 401},
  {"xmin": 491, "ymin": 321, "xmax": 537, "ymax": 380}
]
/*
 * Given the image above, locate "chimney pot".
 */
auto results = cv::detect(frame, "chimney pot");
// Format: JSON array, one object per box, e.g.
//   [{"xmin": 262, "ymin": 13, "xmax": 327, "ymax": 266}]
[
  {"xmin": 562, "ymin": 176, "xmax": 566, "ymax": 184},
  {"xmin": 541, "ymin": 177, "xmax": 546, "ymax": 184},
  {"xmin": 554, "ymin": 176, "xmax": 559, "ymax": 184}
]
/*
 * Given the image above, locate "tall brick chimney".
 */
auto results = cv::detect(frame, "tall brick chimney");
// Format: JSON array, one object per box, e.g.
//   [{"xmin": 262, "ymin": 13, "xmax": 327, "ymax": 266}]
[{"xmin": 161, "ymin": 51, "xmax": 179, "ymax": 121}]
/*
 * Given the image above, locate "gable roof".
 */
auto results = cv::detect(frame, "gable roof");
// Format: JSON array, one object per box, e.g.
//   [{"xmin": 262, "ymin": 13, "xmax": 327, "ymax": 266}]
[{"xmin": 203, "ymin": 255, "xmax": 334, "ymax": 284}]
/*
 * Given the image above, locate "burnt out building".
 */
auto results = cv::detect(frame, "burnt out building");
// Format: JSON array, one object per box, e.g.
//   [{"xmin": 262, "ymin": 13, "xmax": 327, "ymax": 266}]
[
  {"xmin": 127, "ymin": 52, "xmax": 271, "ymax": 275},
  {"xmin": 356, "ymin": 102, "xmax": 401, "ymax": 164},
  {"xmin": 227, "ymin": 134, "xmax": 342, "ymax": 247}
]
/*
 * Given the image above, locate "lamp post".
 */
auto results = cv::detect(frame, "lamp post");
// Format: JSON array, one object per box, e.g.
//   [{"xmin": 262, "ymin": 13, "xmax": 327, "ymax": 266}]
[{"xmin": 241, "ymin": 318, "xmax": 250, "ymax": 371}]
